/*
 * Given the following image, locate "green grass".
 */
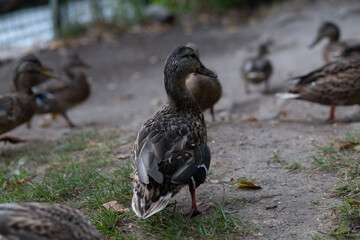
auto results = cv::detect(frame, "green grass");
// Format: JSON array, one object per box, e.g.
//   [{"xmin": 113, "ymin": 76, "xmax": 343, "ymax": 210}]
[
  {"xmin": 0, "ymin": 128, "xmax": 251, "ymax": 239},
  {"xmin": 312, "ymin": 132, "xmax": 360, "ymax": 239}
]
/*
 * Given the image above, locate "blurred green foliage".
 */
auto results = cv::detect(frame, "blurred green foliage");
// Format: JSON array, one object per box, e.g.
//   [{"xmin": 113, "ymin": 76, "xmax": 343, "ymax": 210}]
[{"xmin": 151, "ymin": 0, "xmax": 279, "ymax": 12}]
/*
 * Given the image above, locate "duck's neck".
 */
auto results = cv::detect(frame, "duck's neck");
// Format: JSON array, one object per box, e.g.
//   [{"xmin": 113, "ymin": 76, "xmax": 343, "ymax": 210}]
[
  {"xmin": 62, "ymin": 64, "xmax": 75, "ymax": 79},
  {"xmin": 164, "ymin": 67, "xmax": 200, "ymax": 113},
  {"xmin": 328, "ymin": 31, "xmax": 340, "ymax": 43}
]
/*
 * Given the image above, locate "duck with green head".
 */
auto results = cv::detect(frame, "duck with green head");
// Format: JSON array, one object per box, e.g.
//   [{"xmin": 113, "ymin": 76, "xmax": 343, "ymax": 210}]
[
  {"xmin": 0, "ymin": 54, "xmax": 58, "ymax": 143},
  {"xmin": 310, "ymin": 22, "xmax": 360, "ymax": 63},
  {"xmin": 132, "ymin": 46, "xmax": 216, "ymax": 218}
]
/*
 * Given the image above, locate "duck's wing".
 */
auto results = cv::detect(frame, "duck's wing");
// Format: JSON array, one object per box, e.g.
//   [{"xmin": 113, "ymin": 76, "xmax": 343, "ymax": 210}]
[
  {"xmin": 0, "ymin": 95, "xmax": 15, "ymax": 128},
  {"xmin": 288, "ymin": 59, "xmax": 352, "ymax": 86},
  {"xmin": 134, "ymin": 120, "xmax": 210, "ymax": 186}
]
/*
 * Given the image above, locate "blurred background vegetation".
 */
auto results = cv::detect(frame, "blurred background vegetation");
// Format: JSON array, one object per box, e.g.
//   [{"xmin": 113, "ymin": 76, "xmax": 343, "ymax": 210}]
[{"xmin": 0, "ymin": 0, "xmax": 282, "ymax": 48}]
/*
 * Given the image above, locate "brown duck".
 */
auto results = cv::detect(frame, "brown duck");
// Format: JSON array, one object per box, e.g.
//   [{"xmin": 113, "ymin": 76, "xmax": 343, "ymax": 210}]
[
  {"xmin": 310, "ymin": 22, "xmax": 360, "ymax": 63},
  {"xmin": 132, "ymin": 46, "xmax": 216, "ymax": 218},
  {"xmin": 0, "ymin": 202, "xmax": 103, "ymax": 240},
  {"xmin": 35, "ymin": 52, "xmax": 91, "ymax": 128},
  {"xmin": 277, "ymin": 56, "xmax": 360, "ymax": 123},
  {"xmin": 10, "ymin": 54, "xmax": 56, "ymax": 92},
  {"xmin": 0, "ymin": 55, "xmax": 58, "ymax": 143},
  {"xmin": 185, "ymin": 43, "xmax": 222, "ymax": 121},
  {"xmin": 241, "ymin": 42, "xmax": 273, "ymax": 94}
]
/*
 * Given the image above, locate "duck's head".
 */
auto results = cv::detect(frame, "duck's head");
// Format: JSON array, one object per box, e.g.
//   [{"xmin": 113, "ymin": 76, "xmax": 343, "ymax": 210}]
[
  {"xmin": 12, "ymin": 54, "xmax": 59, "ymax": 92},
  {"xmin": 64, "ymin": 52, "xmax": 91, "ymax": 69},
  {"xmin": 310, "ymin": 22, "xmax": 340, "ymax": 48},
  {"xmin": 164, "ymin": 46, "xmax": 216, "ymax": 99}
]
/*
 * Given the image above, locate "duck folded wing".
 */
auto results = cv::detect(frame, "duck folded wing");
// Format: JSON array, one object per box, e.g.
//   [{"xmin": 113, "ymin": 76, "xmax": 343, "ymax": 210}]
[
  {"xmin": 135, "ymin": 123, "xmax": 209, "ymax": 185},
  {"xmin": 290, "ymin": 59, "xmax": 355, "ymax": 86}
]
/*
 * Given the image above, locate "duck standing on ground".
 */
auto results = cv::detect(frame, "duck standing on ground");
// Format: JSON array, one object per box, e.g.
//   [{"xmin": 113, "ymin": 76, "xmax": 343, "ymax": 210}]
[
  {"xmin": 276, "ymin": 56, "xmax": 360, "ymax": 123},
  {"xmin": 35, "ymin": 52, "xmax": 91, "ymax": 128},
  {"xmin": 310, "ymin": 22, "xmax": 360, "ymax": 63},
  {"xmin": 0, "ymin": 202, "xmax": 103, "ymax": 240},
  {"xmin": 185, "ymin": 43, "xmax": 222, "ymax": 121},
  {"xmin": 241, "ymin": 42, "xmax": 273, "ymax": 94},
  {"xmin": 132, "ymin": 46, "xmax": 215, "ymax": 218},
  {"xmin": 0, "ymin": 55, "xmax": 58, "ymax": 143}
]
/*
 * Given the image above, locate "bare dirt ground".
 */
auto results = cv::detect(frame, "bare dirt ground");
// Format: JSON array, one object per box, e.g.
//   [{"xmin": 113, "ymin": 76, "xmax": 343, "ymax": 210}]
[{"xmin": 1, "ymin": 0, "xmax": 360, "ymax": 239}]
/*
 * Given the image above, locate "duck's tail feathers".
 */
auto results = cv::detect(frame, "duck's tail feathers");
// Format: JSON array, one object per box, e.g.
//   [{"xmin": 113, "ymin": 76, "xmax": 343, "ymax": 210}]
[
  {"xmin": 275, "ymin": 92, "xmax": 300, "ymax": 99},
  {"xmin": 132, "ymin": 189, "xmax": 172, "ymax": 219}
]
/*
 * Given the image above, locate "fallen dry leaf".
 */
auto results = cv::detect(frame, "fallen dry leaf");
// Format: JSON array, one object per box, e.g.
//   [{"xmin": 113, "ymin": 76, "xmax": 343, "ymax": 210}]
[
  {"xmin": 4, "ymin": 178, "xmax": 30, "ymax": 190},
  {"xmin": 278, "ymin": 118, "xmax": 295, "ymax": 123},
  {"xmin": 242, "ymin": 117, "xmax": 258, "ymax": 122},
  {"xmin": 206, "ymin": 177, "xmax": 220, "ymax": 184},
  {"xmin": 238, "ymin": 181, "xmax": 262, "ymax": 189},
  {"xmin": 349, "ymin": 199, "xmax": 360, "ymax": 206},
  {"xmin": 117, "ymin": 154, "xmax": 130, "ymax": 160},
  {"xmin": 339, "ymin": 140, "xmax": 359, "ymax": 150},
  {"xmin": 103, "ymin": 201, "xmax": 129, "ymax": 213}
]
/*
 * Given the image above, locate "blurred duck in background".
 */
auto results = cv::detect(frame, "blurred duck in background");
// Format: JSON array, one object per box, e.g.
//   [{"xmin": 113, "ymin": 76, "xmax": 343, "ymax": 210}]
[
  {"xmin": 241, "ymin": 41, "xmax": 273, "ymax": 94},
  {"xmin": 34, "ymin": 52, "xmax": 91, "ymax": 128},
  {"xmin": 276, "ymin": 56, "xmax": 360, "ymax": 123},
  {"xmin": 310, "ymin": 22, "xmax": 360, "ymax": 63},
  {"xmin": 0, "ymin": 55, "xmax": 58, "ymax": 143},
  {"xmin": 185, "ymin": 43, "xmax": 222, "ymax": 121}
]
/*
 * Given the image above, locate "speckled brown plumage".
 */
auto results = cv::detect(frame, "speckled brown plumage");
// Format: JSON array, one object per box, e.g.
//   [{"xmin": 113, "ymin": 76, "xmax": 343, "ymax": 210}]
[
  {"xmin": 286, "ymin": 57, "xmax": 360, "ymax": 122},
  {"xmin": 132, "ymin": 46, "xmax": 216, "ymax": 218},
  {"xmin": 0, "ymin": 91, "xmax": 36, "ymax": 135},
  {"xmin": 241, "ymin": 43, "xmax": 273, "ymax": 94},
  {"xmin": 35, "ymin": 52, "xmax": 91, "ymax": 128},
  {"xmin": 0, "ymin": 55, "xmax": 58, "ymax": 143},
  {"xmin": 0, "ymin": 202, "xmax": 103, "ymax": 240},
  {"xmin": 310, "ymin": 22, "xmax": 360, "ymax": 63}
]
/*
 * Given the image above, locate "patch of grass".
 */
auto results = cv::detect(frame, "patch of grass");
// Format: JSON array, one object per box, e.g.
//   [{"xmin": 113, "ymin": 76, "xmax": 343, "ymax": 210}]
[
  {"xmin": 0, "ymin": 128, "xmax": 253, "ymax": 239},
  {"xmin": 312, "ymin": 132, "xmax": 360, "ymax": 238},
  {"xmin": 284, "ymin": 160, "xmax": 301, "ymax": 171},
  {"xmin": 137, "ymin": 201, "xmax": 249, "ymax": 239}
]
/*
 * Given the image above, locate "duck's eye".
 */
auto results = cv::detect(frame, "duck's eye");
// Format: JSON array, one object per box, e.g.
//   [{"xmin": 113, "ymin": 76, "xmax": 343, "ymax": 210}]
[{"xmin": 190, "ymin": 54, "xmax": 197, "ymax": 58}]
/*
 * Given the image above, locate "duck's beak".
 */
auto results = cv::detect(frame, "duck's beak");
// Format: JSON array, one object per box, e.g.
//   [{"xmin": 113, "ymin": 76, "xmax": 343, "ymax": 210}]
[
  {"xmin": 196, "ymin": 64, "xmax": 217, "ymax": 78},
  {"xmin": 40, "ymin": 67, "xmax": 60, "ymax": 79},
  {"xmin": 309, "ymin": 35, "xmax": 322, "ymax": 48}
]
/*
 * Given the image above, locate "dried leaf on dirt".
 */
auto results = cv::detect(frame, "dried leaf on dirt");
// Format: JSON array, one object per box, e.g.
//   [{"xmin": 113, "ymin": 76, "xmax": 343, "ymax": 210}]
[
  {"xmin": 103, "ymin": 201, "xmax": 129, "ymax": 213},
  {"xmin": 349, "ymin": 199, "xmax": 360, "ymax": 206},
  {"xmin": 241, "ymin": 116, "xmax": 258, "ymax": 122},
  {"xmin": 237, "ymin": 181, "xmax": 262, "ymax": 189},
  {"xmin": 4, "ymin": 178, "xmax": 30, "ymax": 190},
  {"xmin": 206, "ymin": 177, "xmax": 220, "ymax": 184},
  {"xmin": 338, "ymin": 140, "xmax": 359, "ymax": 150},
  {"xmin": 117, "ymin": 154, "xmax": 130, "ymax": 160}
]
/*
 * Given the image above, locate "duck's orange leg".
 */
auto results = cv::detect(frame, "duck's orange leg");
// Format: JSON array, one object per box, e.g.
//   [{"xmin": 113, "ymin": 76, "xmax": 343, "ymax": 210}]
[
  {"xmin": 328, "ymin": 104, "xmax": 336, "ymax": 123},
  {"xmin": 210, "ymin": 107, "xmax": 215, "ymax": 122},
  {"xmin": 184, "ymin": 182, "xmax": 210, "ymax": 217}
]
